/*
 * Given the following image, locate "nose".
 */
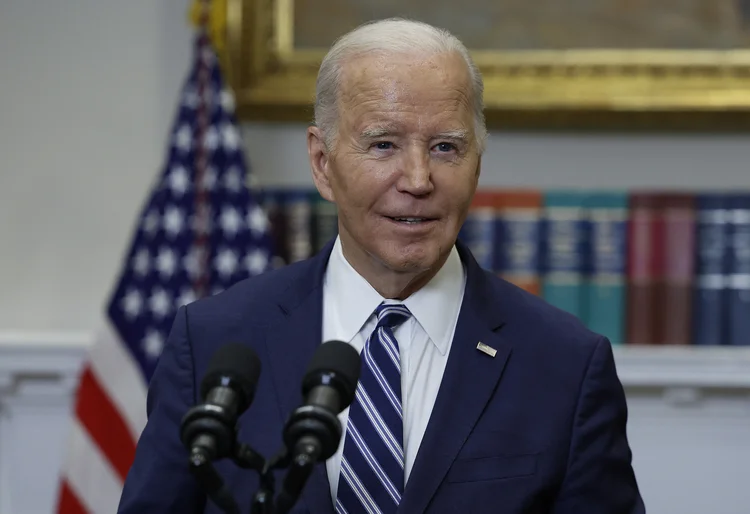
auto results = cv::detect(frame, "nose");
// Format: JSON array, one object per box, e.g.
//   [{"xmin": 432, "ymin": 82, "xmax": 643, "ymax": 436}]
[{"xmin": 396, "ymin": 145, "xmax": 434, "ymax": 196}]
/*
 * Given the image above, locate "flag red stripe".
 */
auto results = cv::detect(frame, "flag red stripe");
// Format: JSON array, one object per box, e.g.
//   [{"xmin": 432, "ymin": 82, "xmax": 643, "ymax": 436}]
[
  {"xmin": 57, "ymin": 481, "xmax": 87, "ymax": 514},
  {"xmin": 75, "ymin": 365, "xmax": 137, "ymax": 481}
]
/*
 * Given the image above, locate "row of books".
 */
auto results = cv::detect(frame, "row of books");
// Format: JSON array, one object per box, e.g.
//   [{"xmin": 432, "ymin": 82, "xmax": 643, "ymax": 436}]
[{"xmin": 256, "ymin": 187, "xmax": 750, "ymax": 347}]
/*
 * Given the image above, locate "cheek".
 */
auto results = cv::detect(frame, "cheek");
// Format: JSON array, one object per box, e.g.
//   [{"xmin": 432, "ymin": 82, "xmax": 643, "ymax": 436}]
[{"xmin": 334, "ymin": 161, "xmax": 397, "ymax": 211}]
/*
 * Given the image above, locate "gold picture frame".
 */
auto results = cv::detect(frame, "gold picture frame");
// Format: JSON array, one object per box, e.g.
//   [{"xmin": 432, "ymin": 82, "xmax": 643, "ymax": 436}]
[{"xmin": 226, "ymin": 0, "xmax": 750, "ymax": 130}]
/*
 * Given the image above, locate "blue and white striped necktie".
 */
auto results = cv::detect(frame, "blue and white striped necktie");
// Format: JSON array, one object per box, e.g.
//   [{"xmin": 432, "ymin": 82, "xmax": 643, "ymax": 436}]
[{"xmin": 336, "ymin": 302, "xmax": 411, "ymax": 514}]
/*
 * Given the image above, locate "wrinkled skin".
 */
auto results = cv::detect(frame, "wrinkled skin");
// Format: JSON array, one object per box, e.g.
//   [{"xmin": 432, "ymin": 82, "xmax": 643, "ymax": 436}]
[{"xmin": 307, "ymin": 50, "xmax": 482, "ymax": 299}]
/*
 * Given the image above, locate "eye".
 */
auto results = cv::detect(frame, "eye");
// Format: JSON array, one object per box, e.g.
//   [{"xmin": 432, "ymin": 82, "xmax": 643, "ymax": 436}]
[
  {"xmin": 434, "ymin": 142, "xmax": 457, "ymax": 153},
  {"xmin": 373, "ymin": 141, "xmax": 393, "ymax": 150}
]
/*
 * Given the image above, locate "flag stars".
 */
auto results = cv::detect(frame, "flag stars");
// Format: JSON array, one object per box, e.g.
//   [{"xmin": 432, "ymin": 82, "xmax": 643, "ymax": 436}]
[
  {"xmin": 132, "ymin": 248, "xmax": 150, "ymax": 277},
  {"xmin": 141, "ymin": 209, "xmax": 160, "ymax": 238},
  {"xmin": 176, "ymin": 288, "xmax": 197, "ymax": 308},
  {"xmin": 149, "ymin": 287, "xmax": 172, "ymax": 319},
  {"xmin": 166, "ymin": 165, "xmax": 190, "ymax": 197},
  {"xmin": 182, "ymin": 87, "xmax": 199, "ymax": 109},
  {"xmin": 203, "ymin": 126, "xmax": 219, "ymax": 151},
  {"xmin": 248, "ymin": 205, "xmax": 269, "ymax": 236},
  {"xmin": 214, "ymin": 248, "xmax": 238, "ymax": 279},
  {"xmin": 219, "ymin": 89, "xmax": 235, "ymax": 113},
  {"xmin": 245, "ymin": 249, "xmax": 269, "ymax": 275},
  {"xmin": 142, "ymin": 329, "xmax": 165, "ymax": 360},
  {"xmin": 156, "ymin": 247, "xmax": 177, "ymax": 278},
  {"xmin": 173, "ymin": 124, "xmax": 192, "ymax": 153},
  {"xmin": 223, "ymin": 167, "xmax": 242, "ymax": 193},
  {"xmin": 220, "ymin": 206, "xmax": 243, "ymax": 237},
  {"xmin": 163, "ymin": 206, "xmax": 185, "ymax": 237},
  {"xmin": 120, "ymin": 289, "xmax": 143, "ymax": 319},
  {"xmin": 221, "ymin": 123, "xmax": 240, "ymax": 151}
]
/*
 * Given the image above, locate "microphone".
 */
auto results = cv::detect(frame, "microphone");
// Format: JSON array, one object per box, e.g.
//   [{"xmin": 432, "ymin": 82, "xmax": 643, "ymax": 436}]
[
  {"xmin": 180, "ymin": 342, "xmax": 262, "ymax": 462},
  {"xmin": 275, "ymin": 340, "xmax": 361, "ymax": 514},
  {"xmin": 180, "ymin": 343, "xmax": 261, "ymax": 514}
]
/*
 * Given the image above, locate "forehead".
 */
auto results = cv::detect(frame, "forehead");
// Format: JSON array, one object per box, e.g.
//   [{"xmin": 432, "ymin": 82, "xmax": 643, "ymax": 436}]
[{"xmin": 337, "ymin": 51, "xmax": 475, "ymax": 133}]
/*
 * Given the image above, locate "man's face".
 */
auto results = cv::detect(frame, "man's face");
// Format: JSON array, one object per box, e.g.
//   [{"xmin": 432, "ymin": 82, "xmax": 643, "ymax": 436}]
[{"xmin": 310, "ymin": 50, "xmax": 481, "ymax": 277}]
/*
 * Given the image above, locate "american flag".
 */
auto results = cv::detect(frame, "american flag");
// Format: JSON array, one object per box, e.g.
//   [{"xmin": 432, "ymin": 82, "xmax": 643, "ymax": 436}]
[{"xmin": 56, "ymin": 30, "xmax": 274, "ymax": 514}]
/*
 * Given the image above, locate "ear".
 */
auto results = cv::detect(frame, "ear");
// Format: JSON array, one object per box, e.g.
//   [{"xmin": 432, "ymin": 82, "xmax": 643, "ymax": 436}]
[{"xmin": 307, "ymin": 126, "xmax": 335, "ymax": 202}]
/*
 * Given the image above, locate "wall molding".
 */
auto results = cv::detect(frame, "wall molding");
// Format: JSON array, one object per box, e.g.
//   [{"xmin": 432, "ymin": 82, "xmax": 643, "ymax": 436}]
[
  {"xmin": 612, "ymin": 345, "xmax": 750, "ymax": 390},
  {"xmin": 0, "ymin": 332, "xmax": 90, "ymax": 397}
]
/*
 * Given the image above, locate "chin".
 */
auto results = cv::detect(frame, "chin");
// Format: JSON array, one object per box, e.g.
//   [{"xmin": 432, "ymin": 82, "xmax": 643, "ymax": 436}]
[{"xmin": 377, "ymin": 244, "xmax": 441, "ymax": 273}]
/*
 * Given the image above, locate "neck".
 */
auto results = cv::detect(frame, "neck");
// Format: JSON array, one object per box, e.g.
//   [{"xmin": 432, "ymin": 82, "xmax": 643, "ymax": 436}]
[{"xmin": 338, "ymin": 234, "xmax": 448, "ymax": 300}]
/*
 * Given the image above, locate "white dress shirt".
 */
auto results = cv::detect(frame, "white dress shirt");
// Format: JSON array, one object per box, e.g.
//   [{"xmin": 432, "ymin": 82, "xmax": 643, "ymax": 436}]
[{"xmin": 322, "ymin": 236, "xmax": 467, "ymax": 504}]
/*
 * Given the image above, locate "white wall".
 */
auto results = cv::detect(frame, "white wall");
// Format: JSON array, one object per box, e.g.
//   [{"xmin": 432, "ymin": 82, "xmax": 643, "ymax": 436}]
[{"xmin": 0, "ymin": 0, "xmax": 193, "ymax": 332}]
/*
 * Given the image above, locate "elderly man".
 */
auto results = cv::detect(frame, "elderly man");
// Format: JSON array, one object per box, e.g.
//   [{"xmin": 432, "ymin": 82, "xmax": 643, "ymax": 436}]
[{"xmin": 118, "ymin": 18, "xmax": 645, "ymax": 514}]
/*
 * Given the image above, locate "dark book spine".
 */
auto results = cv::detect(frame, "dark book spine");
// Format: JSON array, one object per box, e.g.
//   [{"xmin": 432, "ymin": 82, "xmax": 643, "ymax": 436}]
[
  {"xmin": 692, "ymin": 194, "xmax": 729, "ymax": 345},
  {"xmin": 727, "ymin": 194, "xmax": 750, "ymax": 346}
]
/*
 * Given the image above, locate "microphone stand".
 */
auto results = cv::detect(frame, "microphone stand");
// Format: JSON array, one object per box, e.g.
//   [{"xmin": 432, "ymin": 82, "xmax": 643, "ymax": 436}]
[
  {"xmin": 274, "ymin": 438, "xmax": 320, "ymax": 514},
  {"xmin": 235, "ymin": 443, "xmax": 275, "ymax": 514},
  {"xmin": 188, "ymin": 446, "xmax": 241, "ymax": 514},
  {"xmin": 189, "ymin": 439, "xmax": 271, "ymax": 514}
]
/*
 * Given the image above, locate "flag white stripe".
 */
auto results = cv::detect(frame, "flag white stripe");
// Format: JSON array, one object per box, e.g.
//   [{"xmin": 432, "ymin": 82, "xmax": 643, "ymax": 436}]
[
  {"xmin": 363, "ymin": 342, "xmax": 402, "ymax": 417},
  {"xmin": 88, "ymin": 319, "xmax": 149, "ymax": 441},
  {"xmin": 341, "ymin": 458, "xmax": 382, "ymax": 514},
  {"xmin": 62, "ymin": 419, "xmax": 124, "ymax": 514},
  {"xmin": 348, "ymin": 423, "xmax": 401, "ymax": 503},
  {"xmin": 356, "ymin": 387, "xmax": 404, "ymax": 463}
]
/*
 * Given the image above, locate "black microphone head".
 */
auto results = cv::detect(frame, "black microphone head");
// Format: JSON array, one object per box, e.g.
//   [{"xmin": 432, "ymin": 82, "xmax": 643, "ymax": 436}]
[
  {"xmin": 302, "ymin": 340, "xmax": 361, "ymax": 410},
  {"xmin": 200, "ymin": 343, "xmax": 261, "ymax": 412}
]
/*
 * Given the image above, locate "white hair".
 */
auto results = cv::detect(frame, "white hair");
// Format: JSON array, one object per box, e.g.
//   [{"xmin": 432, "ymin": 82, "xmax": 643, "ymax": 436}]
[{"xmin": 313, "ymin": 18, "xmax": 487, "ymax": 154}]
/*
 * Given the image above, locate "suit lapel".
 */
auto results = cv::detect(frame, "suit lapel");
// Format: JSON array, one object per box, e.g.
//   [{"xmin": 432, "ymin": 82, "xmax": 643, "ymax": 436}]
[
  {"xmin": 399, "ymin": 243, "xmax": 512, "ymax": 514},
  {"xmin": 263, "ymin": 240, "xmax": 336, "ymax": 514}
]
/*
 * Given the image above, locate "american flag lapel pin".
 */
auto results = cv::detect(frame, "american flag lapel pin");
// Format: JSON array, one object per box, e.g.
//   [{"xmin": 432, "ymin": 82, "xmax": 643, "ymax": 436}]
[{"xmin": 476, "ymin": 342, "xmax": 497, "ymax": 358}]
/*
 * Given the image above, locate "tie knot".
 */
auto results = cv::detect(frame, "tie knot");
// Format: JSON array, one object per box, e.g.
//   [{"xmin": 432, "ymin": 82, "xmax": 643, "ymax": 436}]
[{"xmin": 375, "ymin": 302, "xmax": 411, "ymax": 330}]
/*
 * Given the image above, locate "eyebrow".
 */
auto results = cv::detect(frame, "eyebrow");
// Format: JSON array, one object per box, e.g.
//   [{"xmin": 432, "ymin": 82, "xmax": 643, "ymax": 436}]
[
  {"xmin": 359, "ymin": 126, "xmax": 399, "ymax": 140},
  {"xmin": 358, "ymin": 127, "xmax": 471, "ymax": 142},
  {"xmin": 433, "ymin": 129, "xmax": 470, "ymax": 143}
]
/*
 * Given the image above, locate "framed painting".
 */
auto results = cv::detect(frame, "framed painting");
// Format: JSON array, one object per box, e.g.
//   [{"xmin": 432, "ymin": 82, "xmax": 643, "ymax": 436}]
[{"xmin": 225, "ymin": 0, "xmax": 750, "ymax": 130}]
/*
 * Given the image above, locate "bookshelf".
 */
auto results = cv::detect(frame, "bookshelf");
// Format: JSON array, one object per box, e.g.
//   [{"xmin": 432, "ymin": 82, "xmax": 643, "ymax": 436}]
[{"xmin": 613, "ymin": 345, "xmax": 750, "ymax": 390}]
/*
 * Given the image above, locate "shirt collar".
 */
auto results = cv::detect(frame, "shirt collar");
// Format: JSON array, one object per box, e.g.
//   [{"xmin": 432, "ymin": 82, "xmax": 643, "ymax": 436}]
[{"xmin": 323, "ymin": 236, "xmax": 466, "ymax": 355}]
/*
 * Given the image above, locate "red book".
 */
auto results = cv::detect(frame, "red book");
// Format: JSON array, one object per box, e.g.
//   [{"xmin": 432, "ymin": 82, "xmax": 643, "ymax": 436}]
[
  {"xmin": 626, "ymin": 193, "xmax": 663, "ymax": 345},
  {"xmin": 656, "ymin": 193, "xmax": 696, "ymax": 345},
  {"xmin": 494, "ymin": 190, "xmax": 543, "ymax": 297}
]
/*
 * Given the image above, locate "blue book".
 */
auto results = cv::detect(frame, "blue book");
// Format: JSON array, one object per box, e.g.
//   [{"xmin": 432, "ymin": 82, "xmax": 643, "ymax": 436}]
[
  {"xmin": 727, "ymin": 193, "xmax": 750, "ymax": 346},
  {"xmin": 541, "ymin": 191, "xmax": 589, "ymax": 320},
  {"xmin": 459, "ymin": 204, "xmax": 496, "ymax": 272},
  {"xmin": 692, "ymin": 194, "xmax": 730, "ymax": 346},
  {"xmin": 584, "ymin": 192, "xmax": 628, "ymax": 345}
]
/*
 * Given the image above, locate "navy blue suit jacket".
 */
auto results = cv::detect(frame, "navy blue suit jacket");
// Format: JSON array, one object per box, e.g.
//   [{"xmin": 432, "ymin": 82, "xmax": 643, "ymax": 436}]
[{"xmin": 118, "ymin": 240, "xmax": 645, "ymax": 513}]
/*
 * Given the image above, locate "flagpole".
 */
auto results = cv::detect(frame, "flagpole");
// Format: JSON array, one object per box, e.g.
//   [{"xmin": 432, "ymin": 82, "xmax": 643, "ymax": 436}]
[{"xmin": 193, "ymin": 0, "xmax": 212, "ymax": 299}]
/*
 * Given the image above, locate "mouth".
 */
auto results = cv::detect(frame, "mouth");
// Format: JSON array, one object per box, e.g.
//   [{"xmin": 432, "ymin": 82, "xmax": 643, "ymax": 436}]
[{"xmin": 384, "ymin": 216, "xmax": 438, "ymax": 226}]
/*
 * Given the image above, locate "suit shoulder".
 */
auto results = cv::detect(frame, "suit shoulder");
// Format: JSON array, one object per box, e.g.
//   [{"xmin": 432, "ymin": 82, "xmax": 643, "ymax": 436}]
[
  {"xmin": 184, "ymin": 258, "xmax": 317, "ymax": 325},
  {"xmin": 483, "ymin": 271, "xmax": 603, "ymax": 353}
]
